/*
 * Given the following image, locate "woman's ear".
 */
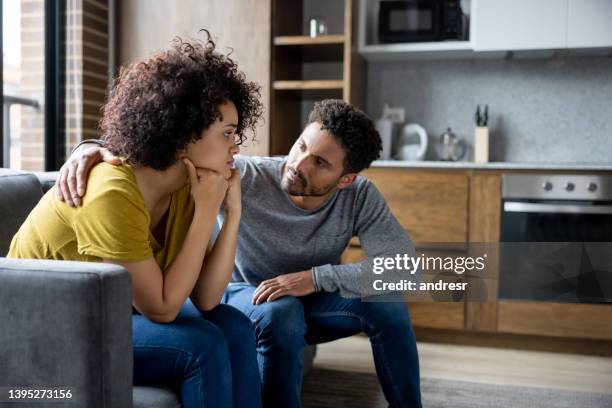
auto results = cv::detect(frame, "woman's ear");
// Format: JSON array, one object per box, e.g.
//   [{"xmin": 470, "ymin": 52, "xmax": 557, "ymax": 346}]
[
  {"xmin": 176, "ymin": 151, "xmax": 189, "ymax": 177},
  {"xmin": 177, "ymin": 149, "xmax": 188, "ymax": 160}
]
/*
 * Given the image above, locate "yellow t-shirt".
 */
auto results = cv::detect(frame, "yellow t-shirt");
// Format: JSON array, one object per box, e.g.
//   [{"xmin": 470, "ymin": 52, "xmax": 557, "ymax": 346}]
[{"xmin": 7, "ymin": 161, "xmax": 194, "ymax": 270}]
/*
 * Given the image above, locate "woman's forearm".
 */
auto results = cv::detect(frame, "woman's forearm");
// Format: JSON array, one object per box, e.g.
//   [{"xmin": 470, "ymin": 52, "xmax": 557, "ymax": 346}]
[
  {"xmin": 161, "ymin": 203, "xmax": 219, "ymax": 316},
  {"xmin": 190, "ymin": 212, "xmax": 240, "ymax": 310}
]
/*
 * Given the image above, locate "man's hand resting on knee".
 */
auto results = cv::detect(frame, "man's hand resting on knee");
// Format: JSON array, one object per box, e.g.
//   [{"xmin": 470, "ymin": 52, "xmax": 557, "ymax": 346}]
[
  {"xmin": 56, "ymin": 143, "xmax": 121, "ymax": 206},
  {"xmin": 252, "ymin": 270, "xmax": 315, "ymax": 304}
]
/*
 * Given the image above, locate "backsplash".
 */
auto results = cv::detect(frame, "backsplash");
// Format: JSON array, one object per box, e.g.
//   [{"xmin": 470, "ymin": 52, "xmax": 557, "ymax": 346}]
[{"xmin": 366, "ymin": 55, "xmax": 612, "ymax": 163}]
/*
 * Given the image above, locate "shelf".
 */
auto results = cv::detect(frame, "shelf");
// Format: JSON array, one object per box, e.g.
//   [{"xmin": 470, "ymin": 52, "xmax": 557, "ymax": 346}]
[
  {"xmin": 274, "ymin": 40, "xmax": 344, "ymax": 63},
  {"xmin": 273, "ymin": 80, "xmax": 344, "ymax": 90},
  {"xmin": 363, "ymin": 40, "xmax": 472, "ymax": 52},
  {"xmin": 359, "ymin": 41, "xmax": 477, "ymax": 61},
  {"xmin": 274, "ymin": 35, "xmax": 345, "ymax": 46}
]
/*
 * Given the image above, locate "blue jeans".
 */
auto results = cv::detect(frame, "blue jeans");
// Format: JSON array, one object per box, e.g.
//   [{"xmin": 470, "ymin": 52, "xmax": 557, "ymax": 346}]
[
  {"xmin": 132, "ymin": 299, "xmax": 262, "ymax": 408},
  {"xmin": 221, "ymin": 283, "xmax": 421, "ymax": 408}
]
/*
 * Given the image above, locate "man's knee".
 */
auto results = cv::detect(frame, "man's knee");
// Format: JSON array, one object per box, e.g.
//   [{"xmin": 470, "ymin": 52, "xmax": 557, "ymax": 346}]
[
  {"xmin": 255, "ymin": 297, "xmax": 307, "ymax": 351},
  {"xmin": 361, "ymin": 296, "xmax": 413, "ymax": 333}
]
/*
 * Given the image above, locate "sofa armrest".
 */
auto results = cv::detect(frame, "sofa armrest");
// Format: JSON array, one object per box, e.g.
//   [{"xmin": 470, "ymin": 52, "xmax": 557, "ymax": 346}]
[
  {"xmin": 33, "ymin": 171, "xmax": 59, "ymax": 193},
  {"xmin": 0, "ymin": 258, "xmax": 133, "ymax": 407}
]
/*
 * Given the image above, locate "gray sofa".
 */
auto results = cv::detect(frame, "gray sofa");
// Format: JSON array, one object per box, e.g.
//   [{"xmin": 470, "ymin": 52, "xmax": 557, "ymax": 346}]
[{"xmin": 0, "ymin": 169, "xmax": 315, "ymax": 407}]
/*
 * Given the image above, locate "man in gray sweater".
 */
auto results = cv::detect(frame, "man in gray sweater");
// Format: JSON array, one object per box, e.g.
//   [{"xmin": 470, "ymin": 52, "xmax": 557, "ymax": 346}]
[{"xmin": 60, "ymin": 99, "xmax": 421, "ymax": 408}]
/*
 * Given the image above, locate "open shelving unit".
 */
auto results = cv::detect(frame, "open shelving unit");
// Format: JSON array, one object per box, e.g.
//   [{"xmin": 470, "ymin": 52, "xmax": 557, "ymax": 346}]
[{"xmin": 270, "ymin": 0, "xmax": 365, "ymax": 156}]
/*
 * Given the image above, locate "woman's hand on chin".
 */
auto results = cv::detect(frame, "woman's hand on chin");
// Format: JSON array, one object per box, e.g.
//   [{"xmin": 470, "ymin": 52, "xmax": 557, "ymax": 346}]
[
  {"xmin": 183, "ymin": 158, "xmax": 228, "ymax": 212},
  {"xmin": 223, "ymin": 169, "xmax": 242, "ymax": 218}
]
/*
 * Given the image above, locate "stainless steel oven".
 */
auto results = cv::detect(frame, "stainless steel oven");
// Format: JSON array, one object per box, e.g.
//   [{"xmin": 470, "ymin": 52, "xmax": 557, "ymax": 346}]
[{"xmin": 499, "ymin": 174, "xmax": 612, "ymax": 303}]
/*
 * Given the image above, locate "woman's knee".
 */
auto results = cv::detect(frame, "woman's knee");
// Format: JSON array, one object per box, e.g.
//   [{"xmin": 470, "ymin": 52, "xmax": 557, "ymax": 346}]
[
  {"xmin": 133, "ymin": 315, "xmax": 232, "ymax": 384},
  {"xmin": 201, "ymin": 304, "xmax": 257, "ymax": 350},
  {"xmin": 173, "ymin": 316, "xmax": 232, "ymax": 369}
]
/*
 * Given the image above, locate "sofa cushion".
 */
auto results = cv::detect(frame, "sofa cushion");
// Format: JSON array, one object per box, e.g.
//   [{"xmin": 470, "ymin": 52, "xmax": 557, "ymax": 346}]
[
  {"xmin": 34, "ymin": 170, "xmax": 60, "ymax": 193},
  {"xmin": 0, "ymin": 170, "xmax": 44, "ymax": 256}
]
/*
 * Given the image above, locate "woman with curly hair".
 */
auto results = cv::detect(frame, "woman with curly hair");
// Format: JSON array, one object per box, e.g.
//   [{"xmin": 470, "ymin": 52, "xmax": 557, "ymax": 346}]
[{"xmin": 8, "ymin": 33, "xmax": 263, "ymax": 408}]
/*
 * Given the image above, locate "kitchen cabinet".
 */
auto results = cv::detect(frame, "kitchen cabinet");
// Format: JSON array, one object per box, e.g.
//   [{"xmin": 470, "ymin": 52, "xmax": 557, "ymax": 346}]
[
  {"xmin": 472, "ymin": 0, "xmax": 612, "ymax": 52},
  {"xmin": 465, "ymin": 174, "xmax": 501, "ymax": 332},
  {"xmin": 472, "ymin": 0, "xmax": 568, "ymax": 51},
  {"xmin": 362, "ymin": 169, "xmax": 469, "ymax": 243},
  {"xmin": 341, "ymin": 242, "xmax": 466, "ymax": 330},
  {"xmin": 360, "ymin": 0, "xmax": 612, "ymax": 60},
  {"xmin": 498, "ymin": 301, "xmax": 612, "ymax": 341},
  {"xmin": 567, "ymin": 0, "xmax": 612, "ymax": 48},
  {"xmin": 344, "ymin": 168, "xmax": 471, "ymax": 331},
  {"xmin": 344, "ymin": 167, "xmax": 612, "ymax": 350}
]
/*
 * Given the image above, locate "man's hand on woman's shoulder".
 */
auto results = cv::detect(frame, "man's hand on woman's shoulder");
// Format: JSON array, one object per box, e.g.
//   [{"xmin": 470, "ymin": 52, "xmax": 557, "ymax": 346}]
[{"xmin": 56, "ymin": 142, "xmax": 121, "ymax": 206}]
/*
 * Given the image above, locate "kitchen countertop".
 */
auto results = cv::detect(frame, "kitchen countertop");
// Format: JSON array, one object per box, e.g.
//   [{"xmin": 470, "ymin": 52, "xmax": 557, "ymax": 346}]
[{"xmin": 371, "ymin": 160, "xmax": 612, "ymax": 171}]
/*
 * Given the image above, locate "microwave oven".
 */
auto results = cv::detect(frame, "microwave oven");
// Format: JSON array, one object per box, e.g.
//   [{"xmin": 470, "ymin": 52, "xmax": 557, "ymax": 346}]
[{"xmin": 378, "ymin": 0, "xmax": 465, "ymax": 43}]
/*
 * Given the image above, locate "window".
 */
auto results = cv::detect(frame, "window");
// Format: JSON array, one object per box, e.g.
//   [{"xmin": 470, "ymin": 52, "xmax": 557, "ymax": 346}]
[
  {"xmin": 2, "ymin": 1, "xmax": 113, "ymax": 171},
  {"xmin": 2, "ymin": 0, "xmax": 46, "ymax": 170}
]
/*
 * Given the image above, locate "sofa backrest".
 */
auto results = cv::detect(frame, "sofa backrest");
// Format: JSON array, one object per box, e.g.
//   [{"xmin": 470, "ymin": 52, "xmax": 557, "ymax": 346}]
[{"xmin": 0, "ymin": 170, "xmax": 46, "ymax": 256}]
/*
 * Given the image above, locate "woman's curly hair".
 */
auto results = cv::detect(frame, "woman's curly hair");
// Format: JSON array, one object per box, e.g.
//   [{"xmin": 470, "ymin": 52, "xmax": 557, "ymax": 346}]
[
  {"xmin": 99, "ymin": 31, "xmax": 263, "ymax": 170},
  {"xmin": 307, "ymin": 99, "xmax": 382, "ymax": 173}
]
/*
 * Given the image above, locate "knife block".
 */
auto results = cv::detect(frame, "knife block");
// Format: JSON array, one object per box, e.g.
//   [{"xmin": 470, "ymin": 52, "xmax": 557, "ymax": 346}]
[{"xmin": 474, "ymin": 126, "xmax": 490, "ymax": 163}]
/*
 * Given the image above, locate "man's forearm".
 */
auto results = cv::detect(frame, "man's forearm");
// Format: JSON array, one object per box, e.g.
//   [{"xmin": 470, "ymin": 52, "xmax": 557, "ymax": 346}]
[
  {"xmin": 312, "ymin": 260, "xmax": 373, "ymax": 298},
  {"xmin": 70, "ymin": 138, "xmax": 106, "ymax": 154},
  {"xmin": 313, "ymin": 247, "xmax": 419, "ymax": 298}
]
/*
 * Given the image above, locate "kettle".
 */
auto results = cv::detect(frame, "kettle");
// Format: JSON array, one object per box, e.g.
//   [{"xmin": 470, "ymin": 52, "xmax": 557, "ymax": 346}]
[
  {"xmin": 397, "ymin": 123, "xmax": 428, "ymax": 161},
  {"xmin": 437, "ymin": 127, "xmax": 466, "ymax": 161}
]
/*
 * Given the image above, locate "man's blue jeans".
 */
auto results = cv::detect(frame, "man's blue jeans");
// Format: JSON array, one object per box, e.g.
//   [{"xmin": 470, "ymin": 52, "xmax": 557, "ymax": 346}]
[
  {"xmin": 221, "ymin": 283, "xmax": 422, "ymax": 408},
  {"xmin": 132, "ymin": 299, "xmax": 262, "ymax": 408}
]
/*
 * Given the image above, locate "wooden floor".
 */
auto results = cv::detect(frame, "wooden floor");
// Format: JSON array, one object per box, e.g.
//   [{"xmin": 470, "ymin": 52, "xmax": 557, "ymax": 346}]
[{"xmin": 313, "ymin": 336, "xmax": 612, "ymax": 395}]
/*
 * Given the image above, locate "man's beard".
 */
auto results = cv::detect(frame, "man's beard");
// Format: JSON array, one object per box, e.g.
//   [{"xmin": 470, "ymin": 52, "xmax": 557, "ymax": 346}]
[
  {"xmin": 281, "ymin": 171, "xmax": 339, "ymax": 197},
  {"xmin": 282, "ymin": 181, "xmax": 337, "ymax": 197}
]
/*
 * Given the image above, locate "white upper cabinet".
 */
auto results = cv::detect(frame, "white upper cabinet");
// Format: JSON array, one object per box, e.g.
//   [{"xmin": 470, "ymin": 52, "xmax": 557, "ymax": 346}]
[
  {"xmin": 358, "ymin": 0, "xmax": 612, "ymax": 59},
  {"xmin": 472, "ymin": 0, "xmax": 569, "ymax": 51},
  {"xmin": 567, "ymin": 0, "xmax": 612, "ymax": 48}
]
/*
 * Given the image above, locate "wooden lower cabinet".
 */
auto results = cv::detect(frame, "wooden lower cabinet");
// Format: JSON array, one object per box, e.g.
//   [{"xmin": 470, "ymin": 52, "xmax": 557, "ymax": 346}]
[
  {"xmin": 361, "ymin": 169, "xmax": 469, "ymax": 243},
  {"xmin": 465, "ymin": 173, "xmax": 502, "ymax": 332},
  {"xmin": 342, "ymin": 169, "xmax": 471, "ymax": 331},
  {"xmin": 342, "ymin": 167, "xmax": 612, "ymax": 345},
  {"xmin": 498, "ymin": 300, "xmax": 612, "ymax": 341},
  {"xmin": 341, "ymin": 236, "xmax": 466, "ymax": 331},
  {"xmin": 407, "ymin": 302, "xmax": 465, "ymax": 330}
]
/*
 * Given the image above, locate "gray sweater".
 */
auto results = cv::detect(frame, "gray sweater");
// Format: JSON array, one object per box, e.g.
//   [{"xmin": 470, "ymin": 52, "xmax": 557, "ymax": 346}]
[{"xmin": 220, "ymin": 155, "xmax": 418, "ymax": 298}]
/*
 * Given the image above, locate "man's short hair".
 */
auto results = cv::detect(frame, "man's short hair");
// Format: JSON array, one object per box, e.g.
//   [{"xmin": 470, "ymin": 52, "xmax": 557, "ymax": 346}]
[{"xmin": 307, "ymin": 99, "xmax": 382, "ymax": 173}]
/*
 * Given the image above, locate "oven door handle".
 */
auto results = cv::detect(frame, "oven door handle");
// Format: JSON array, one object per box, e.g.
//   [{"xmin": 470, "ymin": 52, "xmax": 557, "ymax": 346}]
[{"xmin": 504, "ymin": 201, "xmax": 612, "ymax": 215}]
